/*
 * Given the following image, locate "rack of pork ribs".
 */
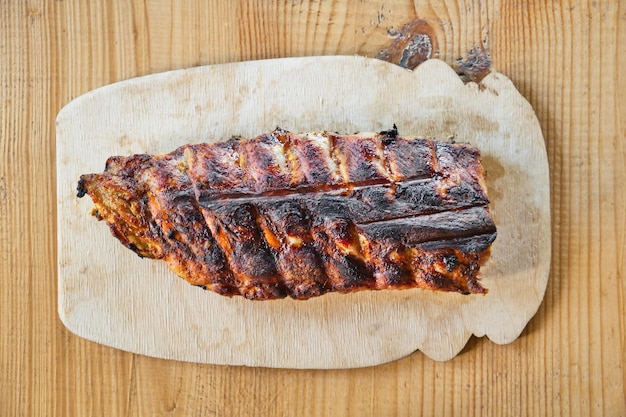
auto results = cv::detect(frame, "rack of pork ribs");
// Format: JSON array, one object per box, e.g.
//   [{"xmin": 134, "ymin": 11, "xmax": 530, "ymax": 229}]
[{"xmin": 77, "ymin": 127, "xmax": 497, "ymax": 300}]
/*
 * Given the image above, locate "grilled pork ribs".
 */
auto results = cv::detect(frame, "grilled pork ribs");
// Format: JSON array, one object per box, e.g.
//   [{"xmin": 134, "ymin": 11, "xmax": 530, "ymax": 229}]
[{"xmin": 77, "ymin": 128, "xmax": 496, "ymax": 300}]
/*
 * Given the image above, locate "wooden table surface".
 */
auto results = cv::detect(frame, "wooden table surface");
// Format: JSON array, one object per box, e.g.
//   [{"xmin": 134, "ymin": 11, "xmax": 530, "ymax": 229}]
[{"xmin": 1, "ymin": 1, "xmax": 624, "ymax": 416}]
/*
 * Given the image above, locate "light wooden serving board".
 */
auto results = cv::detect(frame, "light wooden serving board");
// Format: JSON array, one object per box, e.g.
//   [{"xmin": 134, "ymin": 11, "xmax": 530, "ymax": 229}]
[{"xmin": 56, "ymin": 56, "xmax": 550, "ymax": 369}]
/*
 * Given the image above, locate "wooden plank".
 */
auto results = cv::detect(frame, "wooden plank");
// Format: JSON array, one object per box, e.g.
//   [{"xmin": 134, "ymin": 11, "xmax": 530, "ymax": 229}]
[
  {"xmin": 56, "ymin": 56, "xmax": 549, "ymax": 368},
  {"xmin": 0, "ymin": 0, "xmax": 624, "ymax": 415}
]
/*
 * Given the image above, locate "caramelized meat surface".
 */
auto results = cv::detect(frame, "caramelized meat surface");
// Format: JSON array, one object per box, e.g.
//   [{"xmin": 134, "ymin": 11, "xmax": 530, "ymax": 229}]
[{"xmin": 77, "ymin": 128, "xmax": 496, "ymax": 300}]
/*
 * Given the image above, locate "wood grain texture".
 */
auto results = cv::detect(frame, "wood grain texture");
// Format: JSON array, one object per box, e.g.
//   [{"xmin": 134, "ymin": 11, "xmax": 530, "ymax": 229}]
[
  {"xmin": 56, "ymin": 56, "xmax": 549, "ymax": 368},
  {"xmin": 1, "ymin": 0, "xmax": 624, "ymax": 415}
]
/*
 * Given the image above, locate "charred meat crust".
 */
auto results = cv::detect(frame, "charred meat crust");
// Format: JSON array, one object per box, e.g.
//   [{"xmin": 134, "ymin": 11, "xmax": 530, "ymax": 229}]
[{"xmin": 78, "ymin": 128, "xmax": 496, "ymax": 300}]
